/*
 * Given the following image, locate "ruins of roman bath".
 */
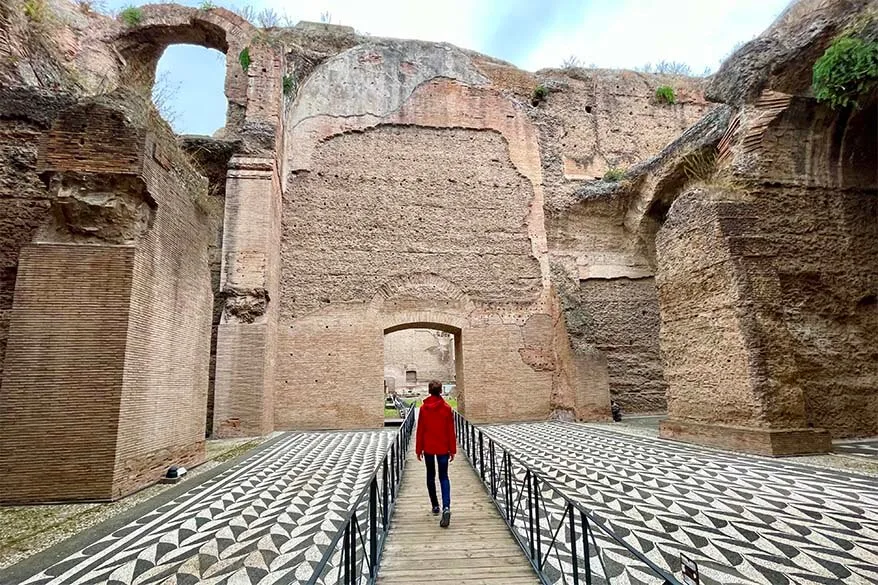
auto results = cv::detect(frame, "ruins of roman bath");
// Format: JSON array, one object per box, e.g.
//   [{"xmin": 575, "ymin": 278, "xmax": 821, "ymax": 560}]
[{"xmin": 0, "ymin": 0, "xmax": 876, "ymax": 584}]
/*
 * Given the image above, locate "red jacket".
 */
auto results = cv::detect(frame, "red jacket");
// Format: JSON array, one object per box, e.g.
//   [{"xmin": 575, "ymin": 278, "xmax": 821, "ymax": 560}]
[{"xmin": 416, "ymin": 395, "xmax": 457, "ymax": 456}]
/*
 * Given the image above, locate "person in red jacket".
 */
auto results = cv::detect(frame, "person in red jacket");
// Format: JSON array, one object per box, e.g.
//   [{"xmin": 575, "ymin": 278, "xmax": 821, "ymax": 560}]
[{"xmin": 416, "ymin": 379, "xmax": 457, "ymax": 527}]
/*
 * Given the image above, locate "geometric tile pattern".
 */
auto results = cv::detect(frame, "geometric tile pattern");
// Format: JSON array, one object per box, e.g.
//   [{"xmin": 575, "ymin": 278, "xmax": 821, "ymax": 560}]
[
  {"xmin": 477, "ymin": 422, "xmax": 878, "ymax": 585},
  {"xmin": 834, "ymin": 439, "xmax": 878, "ymax": 460},
  {"xmin": 17, "ymin": 430, "xmax": 392, "ymax": 585}
]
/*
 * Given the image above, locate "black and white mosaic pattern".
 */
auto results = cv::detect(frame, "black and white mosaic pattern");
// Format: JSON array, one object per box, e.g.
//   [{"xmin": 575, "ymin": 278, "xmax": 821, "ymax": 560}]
[
  {"xmin": 834, "ymin": 439, "xmax": 878, "ymax": 459},
  {"xmin": 19, "ymin": 430, "xmax": 392, "ymax": 585},
  {"xmin": 480, "ymin": 422, "xmax": 878, "ymax": 585}
]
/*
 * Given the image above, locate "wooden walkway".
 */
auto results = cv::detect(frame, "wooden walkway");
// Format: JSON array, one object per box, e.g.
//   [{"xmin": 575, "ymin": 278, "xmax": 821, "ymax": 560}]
[{"xmin": 377, "ymin": 445, "xmax": 539, "ymax": 585}]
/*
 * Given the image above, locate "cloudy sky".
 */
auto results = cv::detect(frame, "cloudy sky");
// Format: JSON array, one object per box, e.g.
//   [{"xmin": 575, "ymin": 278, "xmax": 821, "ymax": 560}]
[{"xmin": 103, "ymin": 0, "xmax": 792, "ymax": 135}]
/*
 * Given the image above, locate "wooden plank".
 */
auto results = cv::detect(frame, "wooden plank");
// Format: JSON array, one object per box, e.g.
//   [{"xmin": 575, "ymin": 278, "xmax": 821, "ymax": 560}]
[{"xmin": 376, "ymin": 443, "xmax": 539, "ymax": 585}]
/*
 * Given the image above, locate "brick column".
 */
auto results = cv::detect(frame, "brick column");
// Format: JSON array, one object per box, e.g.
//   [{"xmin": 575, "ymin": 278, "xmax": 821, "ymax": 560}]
[{"xmin": 212, "ymin": 156, "xmax": 281, "ymax": 437}]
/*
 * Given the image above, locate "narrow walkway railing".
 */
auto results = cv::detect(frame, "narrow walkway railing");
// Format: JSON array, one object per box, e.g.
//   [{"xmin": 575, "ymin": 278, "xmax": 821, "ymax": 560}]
[
  {"xmin": 305, "ymin": 407, "xmax": 416, "ymax": 585},
  {"xmin": 454, "ymin": 412, "xmax": 684, "ymax": 585}
]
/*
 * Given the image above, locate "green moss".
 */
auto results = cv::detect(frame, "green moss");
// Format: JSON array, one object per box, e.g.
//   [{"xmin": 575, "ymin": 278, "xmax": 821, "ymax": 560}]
[
  {"xmin": 213, "ymin": 439, "xmax": 261, "ymax": 463},
  {"xmin": 23, "ymin": 0, "xmax": 47, "ymax": 21}
]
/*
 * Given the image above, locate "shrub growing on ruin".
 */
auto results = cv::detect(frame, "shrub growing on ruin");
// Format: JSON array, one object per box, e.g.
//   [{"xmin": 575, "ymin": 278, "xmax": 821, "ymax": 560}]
[
  {"xmin": 655, "ymin": 85, "xmax": 676, "ymax": 105},
  {"xmin": 603, "ymin": 167, "xmax": 625, "ymax": 182},
  {"xmin": 812, "ymin": 36, "xmax": 878, "ymax": 109},
  {"xmin": 532, "ymin": 84, "xmax": 548, "ymax": 105},
  {"xmin": 119, "ymin": 5, "xmax": 142, "ymax": 26},
  {"xmin": 199, "ymin": 1, "xmax": 216, "ymax": 10},
  {"xmin": 239, "ymin": 47, "xmax": 252, "ymax": 72},
  {"xmin": 23, "ymin": 0, "xmax": 47, "ymax": 22}
]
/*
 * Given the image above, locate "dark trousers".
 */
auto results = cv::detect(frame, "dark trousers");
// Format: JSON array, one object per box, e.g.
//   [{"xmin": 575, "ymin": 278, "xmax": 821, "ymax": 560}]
[{"xmin": 424, "ymin": 453, "xmax": 451, "ymax": 509}]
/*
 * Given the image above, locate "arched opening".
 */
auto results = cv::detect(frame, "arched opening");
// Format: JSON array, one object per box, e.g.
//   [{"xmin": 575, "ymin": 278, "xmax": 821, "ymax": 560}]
[
  {"xmin": 153, "ymin": 45, "xmax": 227, "ymax": 135},
  {"xmin": 383, "ymin": 323, "xmax": 463, "ymax": 425}
]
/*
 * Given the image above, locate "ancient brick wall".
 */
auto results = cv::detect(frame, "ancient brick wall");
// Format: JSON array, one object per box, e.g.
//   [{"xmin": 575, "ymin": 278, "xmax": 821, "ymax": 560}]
[
  {"xmin": 0, "ymin": 245, "xmax": 133, "ymax": 502},
  {"xmin": 279, "ymin": 124, "xmax": 549, "ymax": 427},
  {"xmin": 282, "ymin": 126, "xmax": 541, "ymax": 316},
  {"xmin": 0, "ymin": 118, "xmax": 50, "ymax": 384},
  {"xmin": 0, "ymin": 95, "xmax": 213, "ymax": 501},
  {"xmin": 384, "ymin": 329, "xmax": 456, "ymax": 390},
  {"xmin": 112, "ymin": 132, "xmax": 213, "ymax": 498}
]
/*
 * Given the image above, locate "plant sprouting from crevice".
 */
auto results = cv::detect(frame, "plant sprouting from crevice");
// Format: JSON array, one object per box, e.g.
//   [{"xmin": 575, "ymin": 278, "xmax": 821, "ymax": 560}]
[
  {"xmin": 655, "ymin": 85, "xmax": 676, "ymax": 105},
  {"xmin": 239, "ymin": 46, "xmax": 251, "ymax": 72},
  {"xmin": 282, "ymin": 73, "xmax": 296, "ymax": 97},
  {"xmin": 813, "ymin": 35, "xmax": 878, "ymax": 109},
  {"xmin": 603, "ymin": 167, "xmax": 625, "ymax": 182},
  {"xmin": 23, "ymin": 0, "xmax": 47, "ymax": 21},
  {"xmin": 531, "ymin": 84, "xmax": 548, "ymax": 105},
  {"xmin": 119, "ymin": 5, "xmax": 142, "ymax": 26}
]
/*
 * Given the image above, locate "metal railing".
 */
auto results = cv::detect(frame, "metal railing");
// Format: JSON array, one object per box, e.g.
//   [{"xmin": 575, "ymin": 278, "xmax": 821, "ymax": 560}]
[
  {"xmin": 305, "ymin": 406, "xmax": 416, "ymax": 585},
  {"xmin": 454, "ymin": 412, "xmax": 683, "ymax": 585}
]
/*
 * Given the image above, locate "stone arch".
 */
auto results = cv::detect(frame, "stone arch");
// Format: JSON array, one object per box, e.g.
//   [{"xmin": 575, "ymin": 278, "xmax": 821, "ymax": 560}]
[
  {"xmin": 112, "ymin": 4, "xmax": 257, "ymax": 132},
  {"xmin": 382, "ymin": 320, "xmax": 465, "ymax": 414}
]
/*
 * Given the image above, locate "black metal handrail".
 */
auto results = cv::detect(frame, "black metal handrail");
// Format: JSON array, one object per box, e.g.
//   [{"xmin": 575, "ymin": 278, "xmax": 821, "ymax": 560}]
[
  {"xmin": 305, "ymin": 406, "xmax": 416, "ymax": 585},
  {"xmin": 454, "ymin": 412, "xmax": 684, "ymax": 585}
]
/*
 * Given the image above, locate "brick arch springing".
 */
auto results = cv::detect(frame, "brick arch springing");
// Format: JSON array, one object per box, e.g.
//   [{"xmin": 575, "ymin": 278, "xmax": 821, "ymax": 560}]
[{"xmin": 112, "ymin": 4, "xmax": 256, "ymax": 133}]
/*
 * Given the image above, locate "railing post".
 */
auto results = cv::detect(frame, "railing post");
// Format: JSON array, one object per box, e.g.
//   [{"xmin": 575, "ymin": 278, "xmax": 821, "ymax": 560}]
[
  {"xmin": 490, "ymin": 441, "xmax": 497, "ymax": 498},
  {"xmin": 349, "ymin": 518, "xmax": 357, "ymax": 584},
  {"xmin": 505, "ymin": 451, "xmax": 513, "ymax": 525},
  {"xmin": 369, "ymin": 478, "xmax": 378, "ymax": 578},
  {"xmin": 569, "ymin": 505, "xmax": 579, "ymax": 585},
  {"xmin": 534, "ymin": 473, "xmax": 542, "ymax": 569},
  {"xmin": 343, "ymin": 524, "xmax": 351, "ymax": 585},
  {"xmin": 382, "ymin": 459, "xmax": 389, "ymax": 527},
  {"xmin": 526, "ymin": 469, "xmax": 534, "ymax": 561},
  {"xmin": 478, "ymin": 430, "xmax": 485, "ymax": 482},
  {"xmin": 582, "ymin": 512, "xmax": 592, "ymax": 585}
]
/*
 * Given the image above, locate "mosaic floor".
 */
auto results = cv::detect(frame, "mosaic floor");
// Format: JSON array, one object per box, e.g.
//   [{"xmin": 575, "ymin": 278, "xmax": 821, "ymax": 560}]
[
  {"xmin": 13, "ymin": 430, "xmax": 392, "ymax": 585},
  {"xmin": 834, "ymin": 439, "xmax": 878, "ymax": 459},
  {"xmin": 481, "ymin": 422, "xmax": 878, "ymax": 585}
]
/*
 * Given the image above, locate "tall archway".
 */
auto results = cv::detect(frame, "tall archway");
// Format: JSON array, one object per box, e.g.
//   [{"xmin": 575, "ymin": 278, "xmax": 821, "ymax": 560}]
[{"xmin": 383, "ymin": 322, "xmax": 464, "ymax": 417}]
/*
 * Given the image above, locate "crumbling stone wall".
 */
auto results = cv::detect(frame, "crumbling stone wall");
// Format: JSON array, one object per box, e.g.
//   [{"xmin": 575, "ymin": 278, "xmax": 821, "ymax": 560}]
[
  {"xmin": 0, "ymin": 94, "xmax": 213, "ymax": 502},
  {"xmin": 655, "ymin": 0, "xmax": 878, "ymax": 454}
]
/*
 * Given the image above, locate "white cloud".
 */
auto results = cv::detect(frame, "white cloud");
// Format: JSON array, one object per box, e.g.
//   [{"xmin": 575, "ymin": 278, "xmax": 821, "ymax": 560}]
[
  {"xmin": 520, "ymin": 0, "xmax": 792, "ymax": 72},
  {"xmin": 257, "ymin": 0, "xmax": 493, "ymax": 50}
]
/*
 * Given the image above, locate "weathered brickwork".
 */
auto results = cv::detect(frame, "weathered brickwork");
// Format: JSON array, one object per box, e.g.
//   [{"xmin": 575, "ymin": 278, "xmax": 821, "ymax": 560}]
[
  {"xmin": 0, "ymin": 95, "xmax": 213, "ymax": 502},
  {"xmin": 384, "ymin": 328, "xmax": 456, "ymax": 390}
]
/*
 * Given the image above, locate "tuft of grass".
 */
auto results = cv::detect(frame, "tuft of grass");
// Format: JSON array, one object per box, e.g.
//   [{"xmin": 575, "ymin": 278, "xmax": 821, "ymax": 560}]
[
  {"xmin": 119, "ymin": 5, "xmax": 142, "ymax": 26},
  {"xmin": 531, "ymin": 84, "xmax": 548, "ymax": 105},
  {"xmin": 282, "ymin": 73, "xmax": 295, "ymax": 97},
  {"xmin": 23, "ymin": 0, "xmax": 47, "ymax": 22},
  {"xmin": 655, "ymin": 85, "xmax": 676, "ymax": 105},
  {"xmin": 603, "ymin": 167, "xmax": 625, "ymax": 182},
  {"xmin": 239, "ymin": 47, "xmax": 251, "ymax": 72},
  {"xmin": 813, "ymin": 35, "xmax": 878, "ymax": 109},
  {"xmin": 199, "ymin": 0, "xmax": 216, "ymax": 9}
]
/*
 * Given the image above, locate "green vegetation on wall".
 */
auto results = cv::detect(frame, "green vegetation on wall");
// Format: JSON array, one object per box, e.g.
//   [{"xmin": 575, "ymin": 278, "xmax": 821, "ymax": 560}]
[
  {"xmin": 239, "ymin": 47, "xmax": 252, "ymax": 72},
  {"xmin": 23, "ymin": 0, "xmax": 47, "ymax": 21},
  {"xmin": 282, "ymin": 73, "xmax": 295, "ymax": 97},
  {"xmin": 531, "ymin": 84, "xmax": 548, "ymax": 105},
  {"xmin": 813, "ymin": 35, "xmax": 878, "ymax": 109},
  {"xmin": 655, "ymin": 85, "xmax": 676, "ymax": 105},
  {"xmin": 603, "ymin": 167, "xmax": 625, "ymax": 182},
  {"xmin": 119, "ymin": 5, "xmax": 142, "ymax": 26}
]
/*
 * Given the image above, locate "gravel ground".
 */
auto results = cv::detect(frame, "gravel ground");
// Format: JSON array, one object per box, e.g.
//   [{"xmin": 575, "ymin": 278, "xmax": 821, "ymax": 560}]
[{"xmin": 0, "ymin": 435, "xmax": 273, "ymax": 570}]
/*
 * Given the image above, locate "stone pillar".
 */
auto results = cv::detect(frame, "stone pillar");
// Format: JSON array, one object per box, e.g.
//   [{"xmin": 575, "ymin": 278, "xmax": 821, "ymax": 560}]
[
  {"xmin": 656, "ymin": 192, "xmax": 831, "ymax": 456},
  {"xmin": 0, "ymin": 94, "xmax": 213, "ymax": 502},
  {"xmin": 212, "ymin": 156, "xmax": 281, "ymax": 437}
]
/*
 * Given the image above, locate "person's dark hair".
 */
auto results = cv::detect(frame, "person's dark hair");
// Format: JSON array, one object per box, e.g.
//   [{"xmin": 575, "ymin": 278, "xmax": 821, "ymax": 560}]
[{"xmin": 428, "ymin": 380, "xmax": 442, "ymax": 396}]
